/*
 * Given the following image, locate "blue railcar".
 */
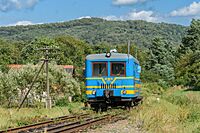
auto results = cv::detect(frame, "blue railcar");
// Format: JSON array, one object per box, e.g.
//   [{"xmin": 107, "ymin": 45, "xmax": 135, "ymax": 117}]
[{"xmin": 85, "ymin": 51, "xmax": 142, "ymax": 111}]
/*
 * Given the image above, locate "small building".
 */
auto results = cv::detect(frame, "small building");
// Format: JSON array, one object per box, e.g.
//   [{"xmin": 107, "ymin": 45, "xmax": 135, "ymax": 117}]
[
  {"xmin": 8, "ymin": 64, "xmax": 74, "ymax": 75},
  {"xmin": 62, "ymin": 65, "xmax": 74, "ymax": 75},
  {"xmin": 8, "ymin": 64, "xmax": 23, "ymax": 69}
]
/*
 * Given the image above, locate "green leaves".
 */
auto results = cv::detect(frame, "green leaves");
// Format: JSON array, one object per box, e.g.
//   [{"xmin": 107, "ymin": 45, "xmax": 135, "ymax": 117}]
[
  {"xmin": 182, "ymin": 19, "xmax": 200, "ymax": 53},
  {"xmin": 0, "ymin": 63, "xmax": 80, "ymax": 107},
  {"xmin": 175, "ymin": 19, "xmax": 200, "ymax": 89},
  {"xmin": 0, "ymin": 18, "xmax": 186, "ymax": 49},
  {"xmin": 176, "ymin": 51, "xmax": 200, "ymax": 88},
  {"xmin": 145, "ymin": 38, "xmax": 176, "ymax": 84},
  {"xmin": 0, "ymin": 39, "xmax": 22, "ymax": 66}
]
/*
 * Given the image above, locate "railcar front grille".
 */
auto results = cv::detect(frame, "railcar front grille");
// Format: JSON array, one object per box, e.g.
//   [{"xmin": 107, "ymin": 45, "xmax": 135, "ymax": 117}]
[{"xmin": 101, "ymin": 84, "xmax": 116, "ymax": 89}]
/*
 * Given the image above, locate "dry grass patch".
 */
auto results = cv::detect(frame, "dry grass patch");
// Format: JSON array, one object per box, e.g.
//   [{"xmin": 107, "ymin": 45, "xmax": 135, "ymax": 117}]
[
  {"xmin": 130, "ymin": 84, "xmax": 200, "ymax": 133},
  {"xmin": 130, "ymin": 97, "xmax": 186, "ymax": 132},
  {"xmin": 0, "ymin": 102, "xmax": 85, "ymax": 130}
]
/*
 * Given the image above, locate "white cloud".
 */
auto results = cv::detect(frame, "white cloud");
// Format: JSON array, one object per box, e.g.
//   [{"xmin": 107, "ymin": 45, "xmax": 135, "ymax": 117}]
[
  {"xmin": 170, "ymin": 2, "xmax": 200, "ymax": 17},
  {"xmin": 0, "ymin": 0, "xmax": 39, "ymax": 12},
  {"xmin": 103, "ymin": 10, "xmax": 158, "ymax": 22},
  {"xmin": 103, "ymin": 15, "xmax": 122, "ymax": 21},
  {"xmin": 113, "ymin": 0, "xmax": 147, "ymax": 5},
  {"xmin": 77, "ymin": 16, "xmax": 92, "ymax": 19},
  {"xmin": 128, "ymin": 10, "xmax": 157, "ymax": 22},
  {"xmin": 13, "ymin": 21, "xmax": 33, "ymax": 26},
  {"xmin": 7, "ymin": 21, "xmax": 35, "ymax": 26}
]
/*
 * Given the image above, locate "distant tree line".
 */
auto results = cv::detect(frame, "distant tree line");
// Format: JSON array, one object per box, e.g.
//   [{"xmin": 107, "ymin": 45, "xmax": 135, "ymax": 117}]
[{"xmin": 0, "ymin": 18, "xmax": 186, "ymax": 48}]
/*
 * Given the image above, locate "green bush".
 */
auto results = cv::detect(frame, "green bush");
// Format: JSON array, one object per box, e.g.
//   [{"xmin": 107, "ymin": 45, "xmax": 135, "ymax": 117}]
[
  {"xmin": 55, "ymin": 97, "xmax": 69, "ymax": 107},
  {"xmin": 141, "ymin": 70, "xmax": 161, "ymax": 83},
  {"xmin": 166, "ymin": 94, "xmax": 191, "ymax": 106},
  {"xmin": 0, "ymin": 63, "xmax": 80, "ymax": 107},
  {"xmin": 192, "ymin": 126, "xmax": 200, "ymax": 133},
  {"xmin": 142, "ymin": 83, "xmax": 164, "ymax": 96},
  {"xmin": 72, "ymin": 95, "xmax": 82, "ymax": 102},
  {"xmin": 158, "ymin": 79, "xmax": 170, "ymax": 89}
]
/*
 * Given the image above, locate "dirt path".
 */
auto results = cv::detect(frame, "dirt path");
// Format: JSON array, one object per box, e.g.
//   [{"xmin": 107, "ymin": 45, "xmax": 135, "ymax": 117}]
[{"xmin": 86, "ymin": 119, "xmax": 143, "ymax": 133}]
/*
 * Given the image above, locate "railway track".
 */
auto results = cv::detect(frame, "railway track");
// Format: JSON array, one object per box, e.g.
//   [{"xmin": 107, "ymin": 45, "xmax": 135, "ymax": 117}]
[
  {"xmin": 0, "ymin": 113, "xmax": 90, "ymax": 133},
  {"xmin": 0, "ymin": 111, "xmax": 127, "ymax": 133},
  {"xmin": 45, "ymin": 113, "xmax": 126, "ymax": 133}
]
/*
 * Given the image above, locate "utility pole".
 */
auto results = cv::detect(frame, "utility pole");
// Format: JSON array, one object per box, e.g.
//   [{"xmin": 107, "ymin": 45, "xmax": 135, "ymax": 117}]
[
  {"xmin": 45, "ymin": 48, "xmax": 51, "ymax": 109},
  {"xmin": 135, "ymin": 46, "xmax": 138, "ymax": 59},
  {"xmin": 37, "ymin": 47, "xmax": 55, "ymax": 109},
  {"xmin": 128, "ymin": 40, "xmax": 130, "ymax": 56},
  {"xmin": 18, "ymin": 46, "xmax": 57, "ymax": 110},
  {"xmin": 128, "ymin": 40, "xmax": 130, "ymax": 62}
]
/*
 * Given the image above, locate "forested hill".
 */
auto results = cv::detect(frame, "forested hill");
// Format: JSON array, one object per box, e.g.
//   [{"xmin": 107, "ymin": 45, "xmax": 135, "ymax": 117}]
[{"xmin": 0, "ymin": 18, "xmax": 187, "ymax": 47}]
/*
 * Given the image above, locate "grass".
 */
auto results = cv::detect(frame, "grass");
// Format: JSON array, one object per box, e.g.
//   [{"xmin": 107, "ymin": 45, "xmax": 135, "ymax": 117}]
[
  {"xmin": 1, "ymin": 84, "xmax": 200, "ymax": 132},
  {"xmin": 130, "ymin": 83, "xmax": 200, "ymax": 133},
  {"xmin": 0, "ymin": 102, "xmax": 87, "ymax": 130}
]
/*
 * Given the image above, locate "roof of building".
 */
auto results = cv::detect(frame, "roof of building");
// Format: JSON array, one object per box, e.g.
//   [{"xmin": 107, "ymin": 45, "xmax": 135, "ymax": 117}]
[
  {"xmin": 62, "ymin": 65, "xmax": 74, "ymax": 69},
  {"xmin": 8, "ymin": 64, "xmax": 74, "ymax": 69},
  {"xmin": 86, "ymin": 53, "xmax": 139, "ymax": 64},
  {"xmin": 8, "ymin": 64, "xmax": 23, "ymax": 69}
]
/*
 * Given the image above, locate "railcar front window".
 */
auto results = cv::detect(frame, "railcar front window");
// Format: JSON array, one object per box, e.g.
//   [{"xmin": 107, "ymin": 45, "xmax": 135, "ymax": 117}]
[
  {"xmin": 93, "ymin": 63, "xmax": 107, "ymax": 77},
  {"xmin": 111, "ymin": 63, "xmax": 125, "ymax": 76}
]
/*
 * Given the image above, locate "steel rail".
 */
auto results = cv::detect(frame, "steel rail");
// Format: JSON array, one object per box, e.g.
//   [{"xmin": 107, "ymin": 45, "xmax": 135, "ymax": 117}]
[
  {"xmin": 0, "ymin": 113, "xmax": 89, "ymax": 133},
  {"xmin": 46, "ymin": 113, "xmax": 125, "ymax": 133}
]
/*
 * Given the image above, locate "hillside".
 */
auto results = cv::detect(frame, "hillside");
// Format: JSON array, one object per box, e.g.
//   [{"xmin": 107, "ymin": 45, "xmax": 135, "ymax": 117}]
[{"xmin": 0, "ymin": 18, "xmax": 187, "ymax": 48}]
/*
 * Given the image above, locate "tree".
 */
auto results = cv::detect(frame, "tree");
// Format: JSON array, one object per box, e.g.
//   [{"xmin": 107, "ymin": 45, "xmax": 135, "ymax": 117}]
[
  {"xmin": 145, "ymin": 38, "xmax": 176, "ymax": 84},
  {"xmin": 20, "ymin": 37, "xmax": 59, "ymax": 64},
  {"xmin": 175, "ymin": 19, "xmax": 200, "ymax": 89},
  {"xmin": 0, "ymin": 63, "xmax": 81, "ymax": 107},
  {"xmin": 116, "ymin": 43, "xmax": 147, "ymax": 67},
  {"xmin": 0, "ymin": 39, "xmax": 22, "ymax": 65},
  {"xmin": 181, "ymin": 19, "xmax": 200, "ymax": 54},
  {"xmin": 0, "ymin": 18, "xmax": 186, "ymax": 49}
]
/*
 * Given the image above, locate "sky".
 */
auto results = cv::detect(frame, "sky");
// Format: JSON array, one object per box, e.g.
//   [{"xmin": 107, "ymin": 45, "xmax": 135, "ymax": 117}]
[{"xmin": 0, "ymin": 0, "xmax": 200, "ymax": 26}]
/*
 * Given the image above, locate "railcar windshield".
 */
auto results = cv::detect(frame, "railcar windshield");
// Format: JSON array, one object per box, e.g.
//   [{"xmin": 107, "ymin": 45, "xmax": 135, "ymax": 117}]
[
  {"xmin": 93, "ymin": 62, "xmax": 107, "ymax": 77},
  {"xmin": 111, "ymin": 62, "xmax": 125, "ymax": 76}
]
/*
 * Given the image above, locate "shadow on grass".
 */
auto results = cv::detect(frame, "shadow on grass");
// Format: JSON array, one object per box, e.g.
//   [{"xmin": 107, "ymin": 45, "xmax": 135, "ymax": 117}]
[{"xmin": 184, "ymin": 87, "xmax": 200, "ymax": 92}]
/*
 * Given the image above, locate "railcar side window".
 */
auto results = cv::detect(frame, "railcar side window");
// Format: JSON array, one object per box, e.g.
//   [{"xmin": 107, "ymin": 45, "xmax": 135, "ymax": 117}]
[
  {"xmin": 93, "ymin": 63, "xmax": 107, "ymax": 77},
  {"xmin": 111, "ymin": 62, "xmax": 125, "ymax": 76},
  {"xmin": 137, "ymin": 66, "xmax": 141, "ymax": 73}
]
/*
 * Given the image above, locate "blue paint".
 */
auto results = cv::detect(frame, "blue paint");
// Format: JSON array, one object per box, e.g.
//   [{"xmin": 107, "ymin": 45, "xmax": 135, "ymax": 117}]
[{"xmin": 85, "ymin": 52, "xmax": 141, "ymax": 102}]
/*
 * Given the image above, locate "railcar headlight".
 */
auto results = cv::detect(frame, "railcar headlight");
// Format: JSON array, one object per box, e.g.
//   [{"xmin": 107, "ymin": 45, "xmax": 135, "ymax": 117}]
[
  {"xmin": 92, "ymin": 90, "xmax": 96, "ymax": 95},
  {"xmin": 122, "ymin": 90, "xmax": 126, "ymax": 95},
  {"xmin": 105, "ymin": 52, "xmax": 111, "ymax": 58}
]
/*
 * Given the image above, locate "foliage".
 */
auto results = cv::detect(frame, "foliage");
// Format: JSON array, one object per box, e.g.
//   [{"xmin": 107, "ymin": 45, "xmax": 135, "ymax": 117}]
[
  {"xmin": 0, "ymin": 39, "xmax": 24, "ymax": 66},
  {"xmin": 141, "ymin": 70, "xmax": 161, "ymax": 83},
  {"xmin": 0, "ymin": 19, "xmax": 199, "ymax": 102},
  {"xmin": 0, "ymin": 18, "xmax": 186, "ymax": 48},
  {"xmin": 0, "ymin": 18, "xmax": 200, "ymax": 132},
  {"xmin": 142, "ymin": 83, "xmax": 164, "ymax": 96},
  {"xmin": 175, "ymin": 19, "xmax": 200, "ymax": 89},
  {"xmin": 0, "ymin": 63, "xmax": 80, "ymax": 107},
  {"xmin": 19, "ymin": 36, "xmax": 93, "ymax": 82},
  {"xmin": 116, "ymin": 43, "xmax": 148, "ymax": 66},
  {"xmin": 130, "ymin": 85, "xmax": 200, "ymax": 133},
  {"xmin": 181, "ymin": 19, "xmax": 200, "ymax": 54},
  {"xmin": 145, "ymin": 38, "xmax": 176, "ymax": 85},
  {"xmin": 55, "ymin": 97, "xmax": 69, "ymax": 107},
  {"xmin": 175, "ymin": 51, "xmax": 200, "ymax": 88}
]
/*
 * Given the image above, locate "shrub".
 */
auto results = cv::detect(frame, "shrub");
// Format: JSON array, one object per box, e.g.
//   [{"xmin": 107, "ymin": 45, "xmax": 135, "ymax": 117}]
[
  {"xmin": 165, "ymin": 93, "xmax": 191, "ymax": 106},
  {"xmin": 141, "ymin": 70, "xmax": 161, "ymax": 83},
  {"xmin": 55, "ymin": 97, "xmax": 69, "ymax": 107},
  {"xmin": 142, "ymin": 83, "xmax": 164, "ymax": 97},
  {"xmin": 0, "ymin": 63, "xmax": 80, "ymax": 107}
]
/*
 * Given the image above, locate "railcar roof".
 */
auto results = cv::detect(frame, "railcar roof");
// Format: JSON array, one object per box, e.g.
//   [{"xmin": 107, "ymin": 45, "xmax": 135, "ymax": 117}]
[{"xmin": 86, "ymin": 53, "xmax": 139, "ymax": 64}]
